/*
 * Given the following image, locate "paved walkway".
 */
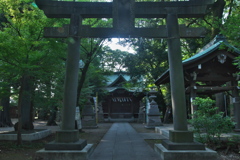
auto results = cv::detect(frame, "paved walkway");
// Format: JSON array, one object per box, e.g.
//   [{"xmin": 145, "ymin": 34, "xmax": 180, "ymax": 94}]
[{"xmin": 89, "ymin": 122, "xmax": 161, "ymax": 160}]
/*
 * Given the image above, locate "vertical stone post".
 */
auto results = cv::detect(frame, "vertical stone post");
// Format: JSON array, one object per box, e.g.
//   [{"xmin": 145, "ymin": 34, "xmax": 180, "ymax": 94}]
[
  {"xmin": 56, "ymin": 14, "xmax": 82, "ymax": 143},
  {"xmin": 166, "ymin": 13, "xmax": 188, "ymax": 131},
  {"xmin": 166, "ymin": 13, "xmax": 193, "ymax": 143},
  {"xmin": 215, "ymin": 92, "xmax": 226, "ymax": 113},
  {"xmin": 190, "ymin": 81, "xmax": 197, "ymax": 117},
  {"xmin": 232, "ymin": 80, "xmax": 240, "ymax": 130},
  {"xmin": 38, "ymin": 14, "xmax": 90, "ymax": 153},
  {"xmin": 62, "ymin": 14, "xmax": 81, "ymax": 130},
  {"xmin": 97, "ymin": 104, "xmax": 105, "ymax": 122},
  {"xmin": 82, "ymin": 94, "xmax": 98, "ymax": 129}
]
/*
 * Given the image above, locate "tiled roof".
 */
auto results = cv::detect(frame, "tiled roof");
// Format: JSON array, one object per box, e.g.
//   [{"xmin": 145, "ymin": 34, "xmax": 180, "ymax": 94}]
[
  {"xmin": 106, "ymin": 74, "xmax": 130, "ymax": 86},
  {"xmin": 155, "ymin": 35, "xmax": 240, "ymax": 85}
]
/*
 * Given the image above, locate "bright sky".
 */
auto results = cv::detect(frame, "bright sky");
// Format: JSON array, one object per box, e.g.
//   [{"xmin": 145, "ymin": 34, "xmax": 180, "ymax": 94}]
[{"xmin": 108, "ymin": 38, "xmax": 136, "ymax": 54}]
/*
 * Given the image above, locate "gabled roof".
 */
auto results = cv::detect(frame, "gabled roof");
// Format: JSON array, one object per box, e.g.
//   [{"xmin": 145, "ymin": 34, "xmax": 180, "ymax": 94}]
[
  {"xmin": 106, "ymin": 72, "xmax": 130, "ymax": 87},
  {"xmin": 104, "ymin": 72, "xmax": 144, "ymax": 93},
  {"xmin": 155, "ymin": 35, "xmax": 240, "ymax": 85},
  {"xmin": 183, "ymin": 35, "xmax": 240, "ymax": 65},
  {"xmin": 105, "ymin": 87, "xmax": 142, "ymax": 93}
]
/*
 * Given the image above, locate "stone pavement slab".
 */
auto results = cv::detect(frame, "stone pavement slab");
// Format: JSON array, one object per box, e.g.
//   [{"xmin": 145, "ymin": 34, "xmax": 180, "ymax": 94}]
[
  {"xmin": 89, "ymin": 122, "xmax": 161, "ymax": 160},
  {"xmin": 139, "ymin": 133, "xmax": 165, "ymax": 140}
]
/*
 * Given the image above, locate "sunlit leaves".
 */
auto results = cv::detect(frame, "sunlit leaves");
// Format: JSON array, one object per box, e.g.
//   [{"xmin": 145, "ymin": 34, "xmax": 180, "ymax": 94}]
[{"xmin": 0, "ymin": 0, "xmax": 67, "ymax": 110}]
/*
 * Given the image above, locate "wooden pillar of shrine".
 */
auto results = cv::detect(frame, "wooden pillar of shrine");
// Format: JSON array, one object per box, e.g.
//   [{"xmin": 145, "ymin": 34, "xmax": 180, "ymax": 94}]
[
  {"xmin": 190, "ymin": 80, "xmax": 197, "ymax": 117},
  {"xmin": 232, "ymin": 80, "xmax": 240, "ymax": 130}
]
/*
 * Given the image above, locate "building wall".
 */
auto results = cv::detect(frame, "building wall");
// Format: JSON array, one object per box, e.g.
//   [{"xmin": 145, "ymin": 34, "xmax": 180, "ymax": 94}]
[{"xmin": 102, "ymin": 89, "xmax": 141, "ymax": 120}]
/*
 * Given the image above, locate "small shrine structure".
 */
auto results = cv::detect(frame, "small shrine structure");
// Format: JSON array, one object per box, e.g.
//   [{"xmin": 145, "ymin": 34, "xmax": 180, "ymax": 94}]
[
  {"xmin": 102, "ymin": 72, "xmax": 144, "ymax": 121},
  {"xmin": 155, "ymin": 35, "xmax": 240, "ymax": 129}
]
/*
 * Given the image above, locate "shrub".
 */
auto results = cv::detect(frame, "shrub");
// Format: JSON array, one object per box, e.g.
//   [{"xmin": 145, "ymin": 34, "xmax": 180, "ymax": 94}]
[{"xmin": 189, "ymin": 97, "xmax": 235, "ymax": 143}]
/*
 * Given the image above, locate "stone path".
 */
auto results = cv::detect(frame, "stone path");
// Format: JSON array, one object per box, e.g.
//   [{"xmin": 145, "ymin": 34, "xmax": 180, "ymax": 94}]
[{"xmin": 89, "ymin": 122, "xmax": 161, "ymax": 160}]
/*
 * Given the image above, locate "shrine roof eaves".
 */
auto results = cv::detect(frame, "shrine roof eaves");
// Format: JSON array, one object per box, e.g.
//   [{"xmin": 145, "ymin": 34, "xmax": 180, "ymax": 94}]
[
  {"xmin": 106, "ymin": 74, "xmax": 128, "ymax": 87},
  {"xmin": 154, "ymin": 36, "xmax": 240, "ymax": 85},
  {"xmin": 182, "ymin": 41, "xmax": 240, "ymax": 65}
]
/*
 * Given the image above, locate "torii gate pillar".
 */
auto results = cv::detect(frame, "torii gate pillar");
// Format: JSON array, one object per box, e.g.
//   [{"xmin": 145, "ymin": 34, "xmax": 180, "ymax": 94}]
[
  {"xmin": 155, "ymin": 11, "xmax": 217, "ymax": 160},
  {"xmin": 166, "ymin": 13, "xmax": 193, "ymax": 142},
  {"xmin": 36, "ymin": 14, "xmax": 94, "ymax": 160}
]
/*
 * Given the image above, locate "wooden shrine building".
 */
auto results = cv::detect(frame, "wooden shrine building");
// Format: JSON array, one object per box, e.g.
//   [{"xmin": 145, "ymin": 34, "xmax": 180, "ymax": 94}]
[
  {"xmin": 101, "ymin": 72, "xmax": 144, "ymax": 121},
  {"xmin": 155, "ymin": 35, "xmax": 240, "ymax": 129}
]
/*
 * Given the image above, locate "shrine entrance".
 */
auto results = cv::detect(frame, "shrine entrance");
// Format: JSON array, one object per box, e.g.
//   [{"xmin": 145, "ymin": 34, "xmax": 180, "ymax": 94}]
[
  {"xmin": 109, "ymin": 89, "xmax": 134, "ymax": 119},
  {"xmin": 35, "ymin": 0, "xmax": 217, "ymax": 160},
  {"xmin": 101, "ymin": 73, "xmax": 144, "ymax": 121},
  {"xmin": 102, "ymin": 88, "xmax": 143, "ymax": 121}
]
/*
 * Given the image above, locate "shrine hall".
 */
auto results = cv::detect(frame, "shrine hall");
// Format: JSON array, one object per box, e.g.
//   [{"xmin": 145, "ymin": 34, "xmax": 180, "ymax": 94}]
[
  {"xmin": 155, "ymin": 35, "xmax": 240, "ymax": 129},
  {"xmin": 101, "ymin": 72, "xmax": 144, "ymax": 121}
]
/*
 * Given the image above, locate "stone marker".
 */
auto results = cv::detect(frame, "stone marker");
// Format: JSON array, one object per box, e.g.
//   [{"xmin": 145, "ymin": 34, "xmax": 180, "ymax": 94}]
[
  {"xmin": 75, "ymin": 106, "xmax": 82, "ymax": 131},
  {"xmin": 82, "ymin": 95, "xmax": 98, "ymax": 129},
  {"xmin": 137, "ymin": 102, "xmax": 145, "ymax": 123},
  {"xmin": 97, "ymin": 104, "xmax": 105, "ymax": 123}
]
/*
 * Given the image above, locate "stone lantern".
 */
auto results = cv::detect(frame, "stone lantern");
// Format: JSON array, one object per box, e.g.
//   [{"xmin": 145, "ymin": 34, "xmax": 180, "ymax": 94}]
[{"xmin": 145, "ymin": 87, "xmax": 163, "ymax": 128}]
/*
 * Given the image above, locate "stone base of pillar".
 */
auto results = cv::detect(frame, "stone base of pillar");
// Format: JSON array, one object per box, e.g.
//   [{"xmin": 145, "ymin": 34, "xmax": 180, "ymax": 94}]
[
  {"xmin": 55, "ymin": 130, "xmax": 79, "ymax": 143},
  {"xmin": 154, "ymin": 129, "xmax": 217, "ymax": 160},
  {"xmin": 162, "ymin": 139, "xmax": 205, "ymax": 150},
  {"xmin": 169, "ymin": 130, "xmax": 193, "ymax": 143},
  {"xmin": 35, "ymin": 144, "xmax": 94, "ymax": 160},
  {"xmin": 154, "ymin": 144, "xmax": 218, "ymax": 160}
]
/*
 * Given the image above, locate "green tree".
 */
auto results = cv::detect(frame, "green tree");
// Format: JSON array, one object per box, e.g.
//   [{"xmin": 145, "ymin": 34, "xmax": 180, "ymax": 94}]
[
  {"xmin": 0, "ymin": 0, "xmax": 66, "ymax": 144},
  {"xmin": 99, "ymin": 46, "xmax": 129, "ymax": 72},
  {"xmin": 76, "ymin": 38, "xmax": 106, "ymax": 106}
]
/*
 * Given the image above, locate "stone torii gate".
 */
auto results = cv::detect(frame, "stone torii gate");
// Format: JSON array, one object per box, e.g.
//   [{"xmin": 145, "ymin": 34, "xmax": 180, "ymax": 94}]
[{"xmin": 35, "ymin": 0, "xmax": 216, "ymax": 159}]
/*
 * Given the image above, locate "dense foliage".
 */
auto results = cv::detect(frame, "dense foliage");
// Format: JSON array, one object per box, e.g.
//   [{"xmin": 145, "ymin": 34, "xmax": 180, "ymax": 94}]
[
  {"xmin": 189, "ymin": 97, "xmax": 235, "ymax": 143},
  {"xmin": 0, "ymin": 0, "xmax": 239, "ymax": 130}
]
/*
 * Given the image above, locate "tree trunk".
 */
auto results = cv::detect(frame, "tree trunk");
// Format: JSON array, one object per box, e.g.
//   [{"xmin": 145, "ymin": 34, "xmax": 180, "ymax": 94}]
[
  {"xmin": 156, "ymin": 86, "xmax": 166, "ymax": 118},
  {"xmin": 17, "ymin": 78, "xmax": 23, "ymax": 146},
  {"xmin": 216, "ymin": 92, "xmax": 226, "ymax": 116},
  {"xmin": 76, "ymin": 61, "xmax": 90, "ymax": 106},
  {"xmin": 21, "ymin": 75, "xmax": 34, "ymax": 130},
  {"xmin": 212, "ymin": 0, "xmax": 226, "ymax": 38},
  {"xmin": 15, "ymin": 75, "xmax": 34, "ymax": 131},
  {"xmin": 0, "ymin": 85, "xmax": 13, "ymax": 127}
]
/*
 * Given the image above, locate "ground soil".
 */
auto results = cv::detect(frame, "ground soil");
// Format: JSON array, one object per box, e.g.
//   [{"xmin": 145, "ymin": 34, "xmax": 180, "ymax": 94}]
[
  {"xmin": 0, "ymin": 123, "xmax": 112, "ymax": 160},
  {"xmin": 0, "ymin": 122, "xmax": 240, "ymax": 160}
]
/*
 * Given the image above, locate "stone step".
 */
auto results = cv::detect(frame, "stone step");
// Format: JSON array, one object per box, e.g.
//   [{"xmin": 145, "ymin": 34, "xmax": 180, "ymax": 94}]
[
  {"xmin": 155, "ymin": 127, "xmax": 169, "ymax": 138},
  {"xmin": 155, "ymin": 144, "xmax": 218, "ymax": 160},
  {"xmin": 0, "ymin": 129, "xmax": 51, "ymax": 141}
]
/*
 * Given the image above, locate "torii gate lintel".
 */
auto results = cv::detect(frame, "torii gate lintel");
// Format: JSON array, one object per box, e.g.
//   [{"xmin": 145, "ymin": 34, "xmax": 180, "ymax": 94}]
[
  {"xmin": 44, "ymin": 25, "xmax": 206, "ymax": 38},
  {"xmin": 36, "ymin": 0, "xmax": 214, "ymax": 38}
]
